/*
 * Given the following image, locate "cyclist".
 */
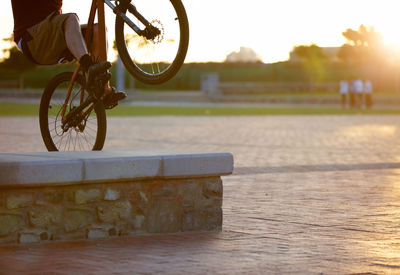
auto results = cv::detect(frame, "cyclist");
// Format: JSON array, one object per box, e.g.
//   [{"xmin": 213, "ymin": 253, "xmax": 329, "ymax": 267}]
[{"xmin": 11, "ymin": 0, "xmax": 126, "ymax": 108}]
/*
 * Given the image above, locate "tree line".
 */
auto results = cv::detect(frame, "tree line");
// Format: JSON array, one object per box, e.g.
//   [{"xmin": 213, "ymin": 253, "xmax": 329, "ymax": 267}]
[{"xmin": 1, "ymin": 25, "xmax": 399, "ymax": 92}]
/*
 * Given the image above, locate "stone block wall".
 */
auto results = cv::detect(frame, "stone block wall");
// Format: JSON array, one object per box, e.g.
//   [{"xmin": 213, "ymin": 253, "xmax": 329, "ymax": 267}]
[{"xmin": 0, "ymin": 177, "xmax": 222, "ymax": 244}]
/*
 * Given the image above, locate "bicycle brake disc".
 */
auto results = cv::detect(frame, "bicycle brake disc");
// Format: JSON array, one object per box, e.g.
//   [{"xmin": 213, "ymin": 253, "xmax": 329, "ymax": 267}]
[{"xmin": 144, "ymin": 19, "xmax": 164, "ymax": 44}]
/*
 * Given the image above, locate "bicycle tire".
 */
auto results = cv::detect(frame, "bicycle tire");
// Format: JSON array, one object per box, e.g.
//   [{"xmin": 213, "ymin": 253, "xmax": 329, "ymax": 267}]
[
  {"xmin": 115, "ymin": 0, "xmax": 189, "ymax": 84},
  {"xmin": 39, "ymin": 72, "xmax": 107, "ymax": 151}
]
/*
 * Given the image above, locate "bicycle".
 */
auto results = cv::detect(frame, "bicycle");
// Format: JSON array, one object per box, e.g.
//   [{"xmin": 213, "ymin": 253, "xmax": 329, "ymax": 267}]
[{"xmin": 39, "ymin": 0, "xmax": 189, "ymax": 151}]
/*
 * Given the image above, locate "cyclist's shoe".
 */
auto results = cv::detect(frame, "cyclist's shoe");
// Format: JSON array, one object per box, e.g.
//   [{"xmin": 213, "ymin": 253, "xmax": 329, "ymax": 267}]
[
  {"xmin": 86, "ymin": 61, "xmax": 112, "ymax": 89},
  {"xmin": 103, "ymin": 87, "xmax": 127, "ymax": 109}
]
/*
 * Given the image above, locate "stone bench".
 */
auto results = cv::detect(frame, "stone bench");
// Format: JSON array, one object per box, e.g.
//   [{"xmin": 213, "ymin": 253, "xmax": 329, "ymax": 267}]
[{"xmin": 0, "ymin": 150, "xmax": 233, "ymax": 244}]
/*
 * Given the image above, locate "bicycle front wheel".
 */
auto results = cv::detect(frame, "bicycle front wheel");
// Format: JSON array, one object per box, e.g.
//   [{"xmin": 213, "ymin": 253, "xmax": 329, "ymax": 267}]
[
  {"xmin": 115, "ymin": 0, "xmax": 189, "ymax": 84},
  {"xmin": 39, "ymin": 72, "xmax": 107, "ymax": 151}
]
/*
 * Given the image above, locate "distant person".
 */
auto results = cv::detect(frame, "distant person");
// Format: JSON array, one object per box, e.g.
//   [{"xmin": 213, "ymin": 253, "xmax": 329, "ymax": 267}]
[
  {"xmin": 364, "ymin": 80, "xmax": 373, "ymax": 109},
  {"xmin": 354, "ymin": 79, "xmax": 364, "ymax": 108},
  {"xmin": 349, "ymin": 80, "xmax": 357, "ymax": 108},
  {"xmin": 339, "ymin": 80, "xmax": 349, "ymax": 109}
]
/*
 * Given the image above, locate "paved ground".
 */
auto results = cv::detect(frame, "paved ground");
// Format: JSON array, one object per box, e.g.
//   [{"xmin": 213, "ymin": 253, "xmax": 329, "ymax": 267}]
[{"xmin": 1, "ymin": 115, "xmax": 400, "ymax": 274}]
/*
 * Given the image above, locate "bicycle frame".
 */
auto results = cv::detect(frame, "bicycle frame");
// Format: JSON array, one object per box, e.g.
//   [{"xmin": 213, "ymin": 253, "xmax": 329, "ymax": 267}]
[
  {"xmin": 61, "ymin": 0, "xmax": 155, "ymax": 122},
  {"xmin": 61, "ymin": 0, "xmax": 106, "ymax": 122}
]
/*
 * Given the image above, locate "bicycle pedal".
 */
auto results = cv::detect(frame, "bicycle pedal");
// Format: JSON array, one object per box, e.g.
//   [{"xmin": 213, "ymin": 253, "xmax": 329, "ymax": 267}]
[{"xmin": 104, "ymin": 101, "xmax": 118, "ymax": 110}]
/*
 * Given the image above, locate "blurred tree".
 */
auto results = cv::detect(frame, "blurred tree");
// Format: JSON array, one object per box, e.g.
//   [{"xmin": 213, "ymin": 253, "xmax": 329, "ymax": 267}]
[
  {"xmin": 225, "ymin": 47, "xmax": 262, "ymax": 63},
  {"xmin": 294, "ymin": 44, "xmax": 326, "ymax": 61},
  {"xmin": 293, "ymin": 44, "xmax": 327, "ymax": 87},
  {"xmin": 337, "ymin": 44, "xmax": 354, "ymax": 64},
  {"xmin": 338, "ymin": 25, "xmax": 385, "ymax": 66},
  {"xmin": 1, "ymin": 35, "xmax": 36, "ymax": 90}
]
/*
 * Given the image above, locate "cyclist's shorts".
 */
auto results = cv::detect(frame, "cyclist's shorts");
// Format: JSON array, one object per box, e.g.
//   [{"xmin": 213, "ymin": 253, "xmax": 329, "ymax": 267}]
[{"xmin": 20, "ymin": 12, "xmax": 74, "ymax": 65}]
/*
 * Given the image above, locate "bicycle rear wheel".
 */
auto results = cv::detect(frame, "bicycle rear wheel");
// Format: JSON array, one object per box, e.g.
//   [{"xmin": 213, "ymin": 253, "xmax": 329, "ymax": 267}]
[
  {"xmin": 115, "ymin": 0, "xmax": 189, "ymax": 84},
  {"xmin": 39, "ymin": 72, "xmax": 107, "ymax": 151}
]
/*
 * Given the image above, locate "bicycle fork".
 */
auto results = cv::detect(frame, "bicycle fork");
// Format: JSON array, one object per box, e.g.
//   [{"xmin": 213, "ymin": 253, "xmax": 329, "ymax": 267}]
[
  {"xmin": 105, "ymin": 0, "xmax": 161, "ymax": 39},
  {"xmin": 60, "ymin": 66, "xmax": 97, "ymax": 132}
]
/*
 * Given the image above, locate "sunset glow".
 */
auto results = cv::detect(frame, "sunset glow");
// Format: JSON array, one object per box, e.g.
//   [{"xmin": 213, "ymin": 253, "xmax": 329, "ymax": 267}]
[{"xmin": 1, "ymin": 0, "xmax": 400, "ymax": 63}]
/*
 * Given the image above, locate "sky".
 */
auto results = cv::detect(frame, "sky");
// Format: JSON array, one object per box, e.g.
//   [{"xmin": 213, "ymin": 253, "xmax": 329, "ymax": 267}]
[{"xmin": 1, "ymin": 0, "xmax": 400, "ymax": 63}]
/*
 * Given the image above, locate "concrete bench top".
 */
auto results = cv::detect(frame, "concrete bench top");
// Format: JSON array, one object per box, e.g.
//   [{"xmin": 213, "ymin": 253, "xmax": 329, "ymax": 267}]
[{"xmin": 0, "ymin": 150, "xmax": 234, "ymax": 187}]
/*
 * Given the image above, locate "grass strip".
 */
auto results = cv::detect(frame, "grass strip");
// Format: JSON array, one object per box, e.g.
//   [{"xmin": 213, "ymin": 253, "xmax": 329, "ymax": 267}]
[{"xmin": 2, "ymin": 103, "xmax": 400, "ymax": 116}]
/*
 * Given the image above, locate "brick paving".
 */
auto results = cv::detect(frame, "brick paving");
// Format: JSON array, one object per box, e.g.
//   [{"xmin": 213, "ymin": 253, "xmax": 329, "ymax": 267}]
[{"xmin": 1, "ymin": 116, "xmax": 400, "ymax": 274}]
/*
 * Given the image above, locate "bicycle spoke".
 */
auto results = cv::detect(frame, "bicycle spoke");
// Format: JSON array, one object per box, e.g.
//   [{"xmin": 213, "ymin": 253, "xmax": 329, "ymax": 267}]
[
  {"xmin": 66, "ymin": 130, "xmax": 72, "ymax": 151},
  {"xmin": 77, "ymin": 134, "xmax": 85, "ymax": 151},
  {"xmin": 84, "ymin": 129, "xmax": 96, "ymax": 141},
  {"xmin": 74, "ymin": 131, "xmax": 78, "ymax": 150},
  {"xmin": 85, "ymin": 124, "xmax": 97, "ymax": 132},
  {"xmin": 81, "ymin": 131, "xmax": 91, "ymax": 149},
  {"xmin": 59, "ymin": 132, "xmax": 67, "ymax": 151}
]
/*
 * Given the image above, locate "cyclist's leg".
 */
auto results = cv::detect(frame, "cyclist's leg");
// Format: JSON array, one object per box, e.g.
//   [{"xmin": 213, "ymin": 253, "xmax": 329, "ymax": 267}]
[
  {"xmin": 63, "ymin": 13, "xmax": 110, "ymax": 84},
  {"xmin": 62, "ymin": 15, "xmax": 126, "ymax": 108},
  {"xmin": 88, "ymin": 23, "xmax": 127, "ymax": 107},
  {"xmin": 22, "ymin": 12, "xmax": 74, "ymax": 65},
  {"xmin": 64, "ymin": 14, "xmax": 88, "ymax": 61}
]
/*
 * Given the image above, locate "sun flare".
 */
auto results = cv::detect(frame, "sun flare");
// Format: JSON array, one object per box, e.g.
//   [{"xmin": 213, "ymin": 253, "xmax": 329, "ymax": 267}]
[{"xmin": 2, "ymin": 0, "xmax": 400, "ymax": 63}]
